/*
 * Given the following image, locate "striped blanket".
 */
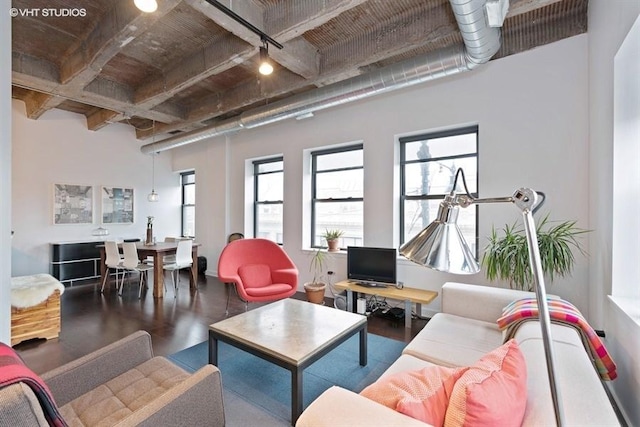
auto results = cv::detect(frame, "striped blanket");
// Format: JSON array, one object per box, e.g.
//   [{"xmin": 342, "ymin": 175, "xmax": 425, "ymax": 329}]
[
  {"xmin": 497, "ymin": 297, "xmax": 617, "ymax": 381},
  {"xmin": 0, "ymin": 342, "xmax": 67, "ymax": 426}
]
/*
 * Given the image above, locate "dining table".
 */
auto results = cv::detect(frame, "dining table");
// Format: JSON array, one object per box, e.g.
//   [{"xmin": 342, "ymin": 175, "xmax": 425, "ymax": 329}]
[{"xmin": 98, "ymin": 241, "xmax": 200, "ymax": 298}]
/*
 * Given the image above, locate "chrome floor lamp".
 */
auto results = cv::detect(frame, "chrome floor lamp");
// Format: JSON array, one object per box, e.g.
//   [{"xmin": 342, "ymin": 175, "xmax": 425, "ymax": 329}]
[{"xmin": 399, "ymin": 168, "xmax": 564, "ymax": 426}]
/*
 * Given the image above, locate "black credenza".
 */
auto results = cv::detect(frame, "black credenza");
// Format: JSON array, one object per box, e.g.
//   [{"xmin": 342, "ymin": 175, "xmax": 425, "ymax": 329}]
[{"xmin": 51, "ymin": 240, "xmax": 104, "ymax": 286}]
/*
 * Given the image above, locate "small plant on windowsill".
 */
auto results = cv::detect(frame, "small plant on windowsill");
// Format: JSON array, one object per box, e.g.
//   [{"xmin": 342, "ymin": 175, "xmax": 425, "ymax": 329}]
[
  {"xmin": 322, "ymin": 229, "xmax": 344, "ymax": 252},
  {"xmin": 304, "ymin": 249, "xmax": 328, "ymax": 304}
]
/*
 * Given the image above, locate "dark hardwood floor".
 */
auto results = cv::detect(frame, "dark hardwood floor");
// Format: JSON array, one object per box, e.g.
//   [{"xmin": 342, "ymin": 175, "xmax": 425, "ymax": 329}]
[{"xmin": 14, "ymin": 273, "xmax": 428, "ymax": 374}]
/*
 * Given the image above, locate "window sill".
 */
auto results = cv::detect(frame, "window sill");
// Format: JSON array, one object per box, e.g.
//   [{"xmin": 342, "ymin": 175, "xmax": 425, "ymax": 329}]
[{"xmin": 608, "ymin": 295, "xmax": 640, "ymax": 327}]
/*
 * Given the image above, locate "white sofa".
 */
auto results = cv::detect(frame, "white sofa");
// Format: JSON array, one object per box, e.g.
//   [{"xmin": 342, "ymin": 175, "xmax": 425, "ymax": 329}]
[{"xmin": 297, "ymin": 282, "xmax": 620, "ymax": 426}]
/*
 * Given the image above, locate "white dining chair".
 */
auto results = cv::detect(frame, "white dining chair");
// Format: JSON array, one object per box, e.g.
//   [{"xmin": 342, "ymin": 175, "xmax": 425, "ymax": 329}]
[
  {"xmin": 144, "ymin": 237, "xmax": 178, "ymax": 265},
  {"xmin": 163, "ymin": 239, "xmax": 194, "ymax": 297},
  {"xmin": 100, "ymin": 241, "xmax": 124, "ymax": 293},
  {"xmin": 120, "ymin": 242, "xmax": 154, "ymax": 298}
]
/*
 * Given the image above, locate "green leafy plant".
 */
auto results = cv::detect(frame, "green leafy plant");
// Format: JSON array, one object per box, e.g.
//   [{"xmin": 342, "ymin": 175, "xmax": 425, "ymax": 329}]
[
  {"xmin": 322, "ymin": 229, "xmax": 344, "ymax": 240},
  {"xmin": 308, "ymin": 249, "xmax": 327, "ymax": 285},
  {"xmin": 481, "ymin": 215, "xmax": 589, "ymax": 291}
]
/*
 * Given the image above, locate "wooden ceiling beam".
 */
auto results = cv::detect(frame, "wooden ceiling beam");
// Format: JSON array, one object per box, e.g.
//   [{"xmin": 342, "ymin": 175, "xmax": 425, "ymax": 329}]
[
  {"xmin": 23, "ymin": 91, "xmax": 64, "ymax": 119},
  {"xmin": 316, "ymin": 3, "xmax": 458, "ymax": 85},
  {"xmin": 13, "ymin": 55, "xmax": 185, "ymax": 124},
  {"xmin": 133, "ymin": 34, "xmax": 254, "ymax": 106},
  {"xmin": 11, "ymin": 1, "xmax": 185, "ymax": 127},
  {"xmin": 508, "ymin": 0, "xmax": 566, "ymax": 17},
  {"xmin": 59, "ymin": 0, "xmax": 182, "ymax": 88},
  {"xmin": 156, "ymin": 4, "xmax": 457, "ymax": 130},
  {"xmin": 265, "ymin": 0, "xmax": 368, "ymax": 39},
  {"xmin": 134, "ymin": 0, "xmax": 367, "ymax": 117},
  {"xmin": 86, "ymin": 109, "xmax": 123, "ymax": 131}
]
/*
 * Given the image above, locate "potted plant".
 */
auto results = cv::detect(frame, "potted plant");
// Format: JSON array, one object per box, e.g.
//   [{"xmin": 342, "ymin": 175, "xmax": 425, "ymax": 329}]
[
  {"xmin": 304, "ymin": 249, "xmax": 328, "ymax": 304},
  {"xmin": 323, "ymin": 229, "xmax": 344, "ymax": 252},
  {"xmin": 481, "ymin": 214, "xmax": 588, "ymax": 291}
]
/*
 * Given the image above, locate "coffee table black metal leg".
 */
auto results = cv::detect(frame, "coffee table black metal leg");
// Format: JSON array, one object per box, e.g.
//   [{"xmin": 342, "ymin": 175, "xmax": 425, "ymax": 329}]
[
  {"xmin": 292, "ymin": 367, "xmax": 303, "ymax": 425},
  {"xmin": 209, "ymin": 330, "xmax": 218, "ymax": 365},
  {"xmin": 359, "ymin": 327, "xmax": 367, "ymax": 366}
]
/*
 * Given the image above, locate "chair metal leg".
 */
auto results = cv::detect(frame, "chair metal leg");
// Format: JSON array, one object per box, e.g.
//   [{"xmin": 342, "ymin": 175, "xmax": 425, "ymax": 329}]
[
  {"xmin": 170, "ymin": 269, "xmax": 177, "ymax": 298},
  {"xmin": 100, "ymin": 267, "xmax": 109, "ymax": 293},
  {"xmin": 138, "ymin": 271, "xmax": 145, "ymax": 299},
  {"xmin": 119, "ymin": 271, "xmax": 127, "ymax": 296},
  {"xmin": 225, "ymin": 287, "xmax": 231, "ymax": 316}
]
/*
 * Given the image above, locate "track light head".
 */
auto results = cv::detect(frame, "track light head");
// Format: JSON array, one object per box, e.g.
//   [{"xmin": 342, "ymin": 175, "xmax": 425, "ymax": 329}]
[{"xmin": 259, "ymin": 45, "xmax": 273, "ymax": 75}]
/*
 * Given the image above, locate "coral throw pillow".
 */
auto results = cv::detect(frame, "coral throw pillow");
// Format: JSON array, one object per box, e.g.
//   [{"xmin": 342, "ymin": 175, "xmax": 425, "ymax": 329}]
[
  {"xmin": 445, "ymin": 339, "xmax": 527, "ymax": 427},
  {"xmin": 238, "ymin": 264, "xmax": 272, "ymax": 288},
  {"xmin": 360, "ymin": 365, "xmax": 467, "ymax": 426}
]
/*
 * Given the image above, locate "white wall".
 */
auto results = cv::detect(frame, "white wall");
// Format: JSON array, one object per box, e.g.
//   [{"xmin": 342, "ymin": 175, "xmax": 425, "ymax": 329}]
[
  {"xmin": 11, "ymin": 101, "xmax": 181, "ymax": 277},
  {"xmin": 1, "ymin": 5, "xmax": 11, "ymax": 343},
  {"xmin": 173, "ymin": 35, "xmax": 591, "ymax": 317},
  {"xmin": 589, "ymin": 1, "xmax": 640, "ymax": 424}
]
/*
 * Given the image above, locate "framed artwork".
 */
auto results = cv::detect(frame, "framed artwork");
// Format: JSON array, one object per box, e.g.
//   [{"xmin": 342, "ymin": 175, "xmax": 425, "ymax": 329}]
[
  {"xmin": 53, "ymin": 184, "xmax": 94, "ymax": 224},
  {"xmin": 102, "ymin": 186, "xmax": 134, "ymax": 224}
]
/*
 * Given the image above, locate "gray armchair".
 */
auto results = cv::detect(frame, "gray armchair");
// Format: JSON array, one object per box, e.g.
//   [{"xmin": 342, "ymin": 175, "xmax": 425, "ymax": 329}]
[{"xmin": 1, "ymin": 331, "xmax": 225, "ymax": 426}]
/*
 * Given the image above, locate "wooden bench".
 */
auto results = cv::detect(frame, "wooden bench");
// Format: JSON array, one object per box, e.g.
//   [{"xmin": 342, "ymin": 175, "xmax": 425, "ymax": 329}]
[{"xmin": 10, "ymin": 274, "xmax": 64, "ymax": 346}]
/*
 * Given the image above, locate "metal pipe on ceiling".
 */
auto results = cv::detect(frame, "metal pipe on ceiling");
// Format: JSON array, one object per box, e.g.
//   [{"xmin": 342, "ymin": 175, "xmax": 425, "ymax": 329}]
[{"xmin": 141, "ymin": 0, "xmax": 502, "ymax": 154}]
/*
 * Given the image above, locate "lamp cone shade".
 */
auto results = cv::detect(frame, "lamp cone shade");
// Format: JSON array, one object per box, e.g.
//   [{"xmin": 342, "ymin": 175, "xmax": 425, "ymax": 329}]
[{"xmin": 399, "ymin": 202, "xmax": 480, "ymax": 275}]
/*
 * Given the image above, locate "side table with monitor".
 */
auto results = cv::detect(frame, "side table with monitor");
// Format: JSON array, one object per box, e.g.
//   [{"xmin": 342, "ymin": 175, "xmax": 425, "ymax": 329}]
[{"xmin": 334, "ymin": 280, "xmax": 438, "ymax": 328}]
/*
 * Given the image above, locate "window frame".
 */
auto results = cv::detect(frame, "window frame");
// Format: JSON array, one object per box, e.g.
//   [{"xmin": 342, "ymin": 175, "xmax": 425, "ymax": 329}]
[
  {"xmin": 253, "ymin": 156, "xmax": 284, "ymax": 244},
  {"xmin": 181, "ymin": 171, "xmax": 195, "ymax": 238},
  {"xmin": 311, "ymin": 143, "xmax": 364, "ymax": 249},
  {"xmin": 399, "ymin": 126, "xmax": 479, "ymax": 252}
]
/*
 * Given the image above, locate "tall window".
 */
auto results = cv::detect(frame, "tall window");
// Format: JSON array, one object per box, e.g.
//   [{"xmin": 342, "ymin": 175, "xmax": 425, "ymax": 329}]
[
  {"xmin": 254, "ymin": 157, "xmax": 283, "ymax": 244},
  {"xmin": 311, "ymin": 144, "xmax": 363, "ymax": 249},
  {"xmin": 400, "ymin": 126, "xmax": 478, "ymax": 252},
  {"xmin": 181, "ymin": 171, "xmax": 195, "ymax": 237}
]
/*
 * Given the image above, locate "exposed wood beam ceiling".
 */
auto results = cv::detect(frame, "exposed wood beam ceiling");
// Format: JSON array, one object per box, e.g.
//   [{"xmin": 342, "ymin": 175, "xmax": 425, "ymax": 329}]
[{"xmin": 11, "ymin": 0, "xmax": 588, "ymax": 141}]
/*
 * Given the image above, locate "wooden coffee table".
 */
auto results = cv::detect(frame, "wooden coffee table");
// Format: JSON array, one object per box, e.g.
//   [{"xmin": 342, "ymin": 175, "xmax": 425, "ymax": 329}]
[{"xmin": 208, "ymin": 298, "xmax": 367, "ymax": 424}]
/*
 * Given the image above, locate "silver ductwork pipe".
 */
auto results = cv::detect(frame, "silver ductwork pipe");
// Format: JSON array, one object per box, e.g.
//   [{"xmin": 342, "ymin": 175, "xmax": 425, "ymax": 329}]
[{"xmin": 141, "ymin": 0, "xmax": 502, "ymax": 154}]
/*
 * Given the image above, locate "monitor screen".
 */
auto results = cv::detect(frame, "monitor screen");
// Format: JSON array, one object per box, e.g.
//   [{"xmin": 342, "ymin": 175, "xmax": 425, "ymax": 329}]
[{"xmin": 347, "ymin": 246, "xmax": 397, "ymax": 284}]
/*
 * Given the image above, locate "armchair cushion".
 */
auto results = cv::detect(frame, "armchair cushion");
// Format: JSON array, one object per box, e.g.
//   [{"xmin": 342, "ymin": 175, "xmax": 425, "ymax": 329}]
[
  {"xmin": 59, "ymin": 357, "xmax": 188, "ymax": 426},
  {"xmin": 238, "ymin": 264, "xmax": 272, "ymax": 288},
  {"xmin": 246, "ymin": 284, "xmax": 296, "ymax": 297},
  {"xmin": 2, "ymin": 331, "xmax": 226, "ymax": 426}
]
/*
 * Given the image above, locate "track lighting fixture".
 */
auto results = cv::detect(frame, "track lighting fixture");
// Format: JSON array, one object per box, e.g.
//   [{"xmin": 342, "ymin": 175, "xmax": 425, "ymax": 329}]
[
  {"xmin": 134, "ymin": 0, "xmax": 158, "ymax": 13},
  {"xmin": 203, "ymin": 0, "xmax": 283, "ymax": 76},
  {"xmin": 259, "ymin": 39, "xmax": 273, "ymax": 76}
]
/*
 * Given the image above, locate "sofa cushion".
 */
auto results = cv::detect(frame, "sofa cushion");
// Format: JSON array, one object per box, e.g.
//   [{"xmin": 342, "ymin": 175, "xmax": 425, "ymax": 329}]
[
  {"xmin": 58, "ymin": 357, "xmax": 189, "ymax": 426},
  {"xmin": 380, "ymin": 354, "xmax": 439, "ymax": 379},
  {"xmin": 444, "ymin": 339, "xmax": 527, "ymax": 427},
  {"xmin": 403, "ymin": 313, "xmax": 503, "ymax": 367},
  {"xmin": 238, "ymin": 264, "xmax": 272, "ymax": 288},
  {"xmin": 514, "ymin": 321, "xmax": 619, "ymax": 426},
  {"xmin": 361, "ymin": 364, "xmax": 467, "ymax": 426}
]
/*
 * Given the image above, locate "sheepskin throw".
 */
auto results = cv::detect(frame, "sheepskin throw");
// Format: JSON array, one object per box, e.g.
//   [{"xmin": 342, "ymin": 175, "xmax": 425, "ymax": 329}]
[{"xmin": 10, "ymin": 274, "xmax": 65, "ymax": 308}]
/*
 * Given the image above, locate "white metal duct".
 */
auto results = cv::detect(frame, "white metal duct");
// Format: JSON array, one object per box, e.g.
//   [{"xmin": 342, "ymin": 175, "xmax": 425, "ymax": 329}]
[{"xmin": 141, "ymin": 0, "xmax": 503, "ymax": 154}]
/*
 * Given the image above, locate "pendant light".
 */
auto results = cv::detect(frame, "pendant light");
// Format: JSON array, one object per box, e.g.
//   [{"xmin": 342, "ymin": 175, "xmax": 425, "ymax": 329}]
[{"xmin": 148, "ymin": 120, "xmax": 159, "ymax": 202}]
